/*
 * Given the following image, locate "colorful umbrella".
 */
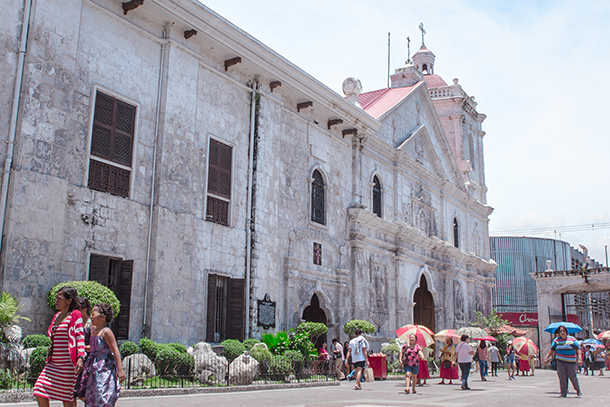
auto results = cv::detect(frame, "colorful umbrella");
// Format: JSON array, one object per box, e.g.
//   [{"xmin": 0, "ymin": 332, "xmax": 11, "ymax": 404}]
[
  {"xmin": 581, "ymin": 338, "xmax": 605, "ymax": 348},
  {"xmin": 395, "ymin": 324, "xmax": 435, "ymax": 348},
  {"xmin": 455, "ymin": 326, "xmax": 487, "ymax": 340},
  {"xmin": 513, "ymin": 337, "xmax": 538, "ymax": 355},
  {"xmin": 597, "ymin": 330, "xmax": 610, "ymax": 340},
  {"xmin": 435, "ymin": 329, "xmax": 459, "ymax": 343},
  {"xmin": 544, "ymin": 322, "xmax": 583, "ymax": 334},
  {"xmin": 473, "ymin": 335, "xmax": 497, "ymax": 342}
]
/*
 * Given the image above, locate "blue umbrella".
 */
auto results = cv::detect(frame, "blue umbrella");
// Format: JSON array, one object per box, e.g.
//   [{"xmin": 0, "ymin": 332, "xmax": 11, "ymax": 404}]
[{"xmin": 544, "ymin": 322, "xmax": 583, "ymax": 334}]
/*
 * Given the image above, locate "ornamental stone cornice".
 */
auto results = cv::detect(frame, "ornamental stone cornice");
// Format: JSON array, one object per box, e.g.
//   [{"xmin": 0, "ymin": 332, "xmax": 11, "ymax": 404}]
[{"xmin": 151, "ymin": 0, "xmax": 380, "ymax": 135}]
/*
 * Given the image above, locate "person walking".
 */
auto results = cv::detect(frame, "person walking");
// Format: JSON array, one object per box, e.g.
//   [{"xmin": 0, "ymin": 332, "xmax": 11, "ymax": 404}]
[
  {"xmin": 345, "ymin": 329, "xmax": 369, "ymax": 390},
  {"xmin": 331, "ymin": 338, "xmax": 345, "ymax": 380},
  {"xmin": 477, "ymin": 340, "xmax": 489, "ymax": 381},
  {"xmin": 544, "ymin": 325, "xmax": 582, "ymax": 398},
  {"xmin": 399, "ymin": 334, "xmax": 423, "ymax": 394},
  {"xmin": 506, "ymin": 341, "xmax": 516, "ymax": 380},
  {"xmin": 33, "ymin": 287, "xmax": 86, "ymax": 407},
  {"xmin": 84, "ymin": 303, "xmax": 124, "ymax": 407},
  {"xmin": 488, "ymin": 342, "xmax": 500, "ymax": 377},
  {"xmin": 417, "ymin": 346, "xmax": 430, "ymax": 386},
  {"xmin": 594, "ymin": 348, "xmax": 606, "ymax": 376},
  {"xmin": 438, "ymin": 337, "xmax": 459, "ymax": 384},
  {"xmin": 453, "ymin": 334, "xmax": 474, "ymax": 390}
]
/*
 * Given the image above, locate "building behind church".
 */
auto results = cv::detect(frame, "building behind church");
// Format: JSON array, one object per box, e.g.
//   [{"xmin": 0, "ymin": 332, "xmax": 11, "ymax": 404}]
[{"xmin": 1, "ymin": 0, "xmax": 495, "ymax": 347}]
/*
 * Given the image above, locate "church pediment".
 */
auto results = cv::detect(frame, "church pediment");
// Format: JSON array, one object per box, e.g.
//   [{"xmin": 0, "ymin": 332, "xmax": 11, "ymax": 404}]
[
  {"xmin": 386, "ymin": 83, "xmax": 466, "ymax": 191},
  {"xmin": 397, "ymin": 124, "xmax": 446, "ymax": 179}
]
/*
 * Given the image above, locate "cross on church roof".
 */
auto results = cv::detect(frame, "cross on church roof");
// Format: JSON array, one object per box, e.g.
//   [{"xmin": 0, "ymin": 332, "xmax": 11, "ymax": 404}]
[
  {"xmin": 406, "ymin": 36, "xmax": 411, "ymax": 63},
  {"xmin": 419, "ymin": 22, "xmax": 426, "ymax": 47}
]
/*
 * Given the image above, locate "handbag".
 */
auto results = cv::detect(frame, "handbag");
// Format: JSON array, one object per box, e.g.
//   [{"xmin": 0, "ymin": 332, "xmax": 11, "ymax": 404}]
[
  {"xmin": 473, "ymin": 351, "xmax": 479, "ymax": 362},
  {"xmin": 551, "ymin": 358, "xmax": 557, "ymax": 371},
  {"xmin": 442, "ymin": 360, "xmax": 452, "ymax": 369},
  {"xmin": 364, "ymin": 367, "xmax": 375, "ymax": 382}
]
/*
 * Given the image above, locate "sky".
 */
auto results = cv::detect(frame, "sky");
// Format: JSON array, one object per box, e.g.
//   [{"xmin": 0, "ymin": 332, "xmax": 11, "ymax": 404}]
[{"xmin": 200, "ymin": 0, "xmax": 610, "ymax": 265}]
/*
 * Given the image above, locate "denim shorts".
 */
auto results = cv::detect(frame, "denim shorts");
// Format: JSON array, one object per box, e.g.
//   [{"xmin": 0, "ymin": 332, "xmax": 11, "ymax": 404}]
[{"xmin": 404, "ymin": 364, "xmax": 420, "ymax": 375}]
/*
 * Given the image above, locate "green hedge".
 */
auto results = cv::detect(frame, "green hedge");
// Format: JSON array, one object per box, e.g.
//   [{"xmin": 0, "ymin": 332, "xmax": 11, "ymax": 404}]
[
  {"xmin": 243, "ymin": 338, "xmax": 261, "ymax": 352},
  {"xmin": 167, "ymin": 343, "xmax": 187, "ymax": 354},
  {"xmin": 344, "ymin": 319, "xmax": 376, "ymax": 337},
  {"xmin": 119, "ymin": 341, "xmax": 139, "ymax": 358},
  {"xmin": 221, "ymin": 339, "xmax": 245, "ymax": 363},
  {"xmin": 269, "ymin": 355, "xmax": 291, "ymax": 381},
  {"xmin": 47, "ymin": 281, "xmax": 120, "ymax": 317},
  {"xmin": 29, "ymin": 346, "xmax": 48, "ymax": 380},
  {"xmin": 23, "ymin": 334, "xmax": 51, "ymax": 349}
]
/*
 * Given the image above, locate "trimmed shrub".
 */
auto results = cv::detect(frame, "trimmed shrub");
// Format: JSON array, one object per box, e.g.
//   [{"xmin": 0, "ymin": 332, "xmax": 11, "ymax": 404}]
[
  {"xmin": 220, "ymin": 339, "xmax": 245, "ymax": 363},
  {"xmin": 261, "ymin": 331, "xmax": 289, "ymax": 355},
  {"xmin": 47, "ymin": 281, "xmax": 120, "ymax": 317},
  {"xmin": 167, "ymin": 343, "xmax": 187, "ymax": 354},
  {"xmin": 344, "ymin": 319, "xmax": 376, "ymax": 337},
  {"xmin": 139, "ymin": 338, "xmax": 160, "ymax": 361},
  {"xmin": 119, "ymin": 341, "xmax": 139, "ymax": 358},
  {"xmin": 155, "ymin": 347, "xmax": 182, "ymax": 375},
  {"xmin": 243, "ymin": 338, "xmax": 261, "ymax": 352},
  {"xmin": 295, "ymin": 322, "xmax": 327, "ymax": 342},
  {"xmin": 269, "ymin": 354, "xmax": 291, "ymax": 381},
  {"xmin": 180, "ymin": 352, "xmax": 195, "ymax": 375},
  {"xmin": 23, "ymin": 334, "xmax": 51, "ymax": 349},
  {"xmin": 287, "ymin": 331, "xmax": 316, "ymax": 361},
  {"xmin": 29, "ymin": 346, "xmax": 48, "ymax": 380},
  {"xmin": 250, "ymin": 346, "xmax": 273, "ymax": 364},
  {"xmin": 0, "ymin": 369, "xmax": 10, "ymax": 389}
]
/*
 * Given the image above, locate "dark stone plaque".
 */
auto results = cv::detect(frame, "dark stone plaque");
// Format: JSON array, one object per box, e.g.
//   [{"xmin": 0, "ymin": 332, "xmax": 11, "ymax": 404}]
[{"xmin": 257, "ymin": 293, "xmax": 276, "ymax": 329}]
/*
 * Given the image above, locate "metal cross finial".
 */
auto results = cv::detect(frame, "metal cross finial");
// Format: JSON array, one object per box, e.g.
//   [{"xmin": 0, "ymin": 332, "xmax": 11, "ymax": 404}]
[
  {"xmin": 419, "ymin": 22, "xmax": 426, "ymax": 46},
  {"xmin": 406, "ymin": 36, "xmax": 411, "ymax": 63}
]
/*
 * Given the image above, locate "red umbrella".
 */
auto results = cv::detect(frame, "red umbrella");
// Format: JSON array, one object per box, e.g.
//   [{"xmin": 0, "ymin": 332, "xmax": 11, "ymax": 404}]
[
  {"xmin": 395, "ymin": 324, "xmax": 435, "ymax": 348},
  {"xmin": 513, "ymin": 337, "xmax": 538, "ymax": 355},
  {"xmin": 473, "ymin": 335, "xmax": 497, "ymax": 342}
]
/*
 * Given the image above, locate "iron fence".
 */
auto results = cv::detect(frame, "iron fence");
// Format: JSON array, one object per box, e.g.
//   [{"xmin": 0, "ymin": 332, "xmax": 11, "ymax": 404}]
[{"xmin": 0, "ymin": 355, "xmax": 334, "ymax": 393}]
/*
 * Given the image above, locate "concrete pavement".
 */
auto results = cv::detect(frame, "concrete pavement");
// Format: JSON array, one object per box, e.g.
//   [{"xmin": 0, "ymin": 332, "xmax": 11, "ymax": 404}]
[{"xmin": 4, "ymin": 369, "xmax": 608, "ymax": 406}]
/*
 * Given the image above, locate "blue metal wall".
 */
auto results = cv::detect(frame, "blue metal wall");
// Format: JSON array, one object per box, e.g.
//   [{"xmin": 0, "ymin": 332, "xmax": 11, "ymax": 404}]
[{"xmin": 490, "ymin": 236, "xmax": 571, "ymax": 312}]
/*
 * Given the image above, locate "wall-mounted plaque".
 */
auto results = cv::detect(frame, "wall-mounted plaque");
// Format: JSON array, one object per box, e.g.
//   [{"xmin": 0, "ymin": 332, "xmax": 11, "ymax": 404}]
[{"xmin": 257, "ymin": 293, "xmax": 276, "ymax": 329}]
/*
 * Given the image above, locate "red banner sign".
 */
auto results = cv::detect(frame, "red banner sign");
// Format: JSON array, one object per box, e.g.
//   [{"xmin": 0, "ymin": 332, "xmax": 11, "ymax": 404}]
[
  {"xmin": 499, "ymin": 312, "xmax": 582, "ymax": 327},
  {"xmin": 499, "ymin": 312, "xmax": 538, "ymax": 326}
]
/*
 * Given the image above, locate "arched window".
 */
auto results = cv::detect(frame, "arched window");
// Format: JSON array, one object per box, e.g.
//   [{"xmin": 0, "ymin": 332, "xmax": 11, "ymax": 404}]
[
  {"xmin": 372, "ymin": 175, "xmax": 382, "ymax": 217},
  {"xmin": 422, "ymin": 64, "xmax": 428, "ymax": 74},
  {"xmin": 311, "ymin": 170, "xmax": 325, "ymax": 225},
  {"xmin": 453, "ymin": 217, "xmax": 459, "ymax": 248}
]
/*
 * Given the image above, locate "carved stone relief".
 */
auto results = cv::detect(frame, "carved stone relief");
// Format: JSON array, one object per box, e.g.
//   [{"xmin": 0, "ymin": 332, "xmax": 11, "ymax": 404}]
[{"xmin": 453, "ymin": 280, "xmax": 464, "ymax": 323}]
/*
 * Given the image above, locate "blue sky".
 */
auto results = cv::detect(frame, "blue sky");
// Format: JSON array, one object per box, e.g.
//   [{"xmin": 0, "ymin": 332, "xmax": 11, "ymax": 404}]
[{"xmin": 200, "ymin": 0, "xmax": 610, "ymax": 264}]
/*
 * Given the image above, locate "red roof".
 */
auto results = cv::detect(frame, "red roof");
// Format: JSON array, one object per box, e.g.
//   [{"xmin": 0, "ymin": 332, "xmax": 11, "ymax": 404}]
[{"xmin": 357, "ymin": 86, "xmax": 417, "ymax": 119}]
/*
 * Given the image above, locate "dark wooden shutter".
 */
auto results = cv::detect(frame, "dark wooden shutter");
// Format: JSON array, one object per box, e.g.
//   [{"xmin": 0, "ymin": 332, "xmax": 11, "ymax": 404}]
[
  {"xmin": 114, "ymin": 260, "xmax": 133, "ymax": 340},
  {"xmin": 311, "ymin": 170, "xmax": 325, "ymax": 224},
  {"xmin": 372, "ymin": 176, "xmax": 382, "ymax": 217},
  {"xmin": 91, "ymin": 92, "xmax": 135, "ymax": 166},
  {"xmin": 226, "ymin": 278, "xmax": 245, "ymax": 341},
  {"xmin": 206, "ymin": 274, "xmax": 217, "ymax": 342},
  {"xmin": 207, "ymin": 139, "xmax": 232, "ymax": 199},
  {"xmin": 89, "ymin": 254, "xmax": 110, "ymax": 285}
]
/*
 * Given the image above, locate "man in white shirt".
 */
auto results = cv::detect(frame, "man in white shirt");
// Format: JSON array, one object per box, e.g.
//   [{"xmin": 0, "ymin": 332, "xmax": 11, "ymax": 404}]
[
  {"xmin": 332, "ymin": 338, "xmax": 345, "ymax": 380},
  {"xmin": 453, "ymin": 334, "xmax": 474, "ymax": 390},
  {"xmin": 345, "ymin": 329, "xmax": 369, "ymax": 390},
  {"xmin": 488, "ymin": 343, "xmax": 500, "ymax": 377}
]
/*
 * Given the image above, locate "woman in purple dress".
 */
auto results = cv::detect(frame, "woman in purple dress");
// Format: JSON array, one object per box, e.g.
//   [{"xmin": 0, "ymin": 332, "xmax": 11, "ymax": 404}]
[{"xmin": 85, "ymin": 303, "xmax": 125, "ymax": 407}]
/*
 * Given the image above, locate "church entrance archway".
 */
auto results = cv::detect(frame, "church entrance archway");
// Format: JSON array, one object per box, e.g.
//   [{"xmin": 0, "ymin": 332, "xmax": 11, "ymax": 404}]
[
  {"xmin": 302, "ymin": 293, "xmax": 327, "ymax": 349},
  {"xmin": 413, "ymin": 275, "xmax": 435, "ymax": 333}
]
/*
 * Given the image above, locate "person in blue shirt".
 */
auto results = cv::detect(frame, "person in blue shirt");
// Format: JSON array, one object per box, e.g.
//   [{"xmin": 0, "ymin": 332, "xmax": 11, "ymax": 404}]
[{"xmin": 544, "ymin": 325, "xmax": 583, "ymax": 398}]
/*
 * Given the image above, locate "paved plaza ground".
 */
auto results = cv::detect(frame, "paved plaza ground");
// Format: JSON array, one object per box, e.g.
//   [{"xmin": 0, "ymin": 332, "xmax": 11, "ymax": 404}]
[{"xmin": 5, "ymin": 369, "xmax": 608, "ymax": 407}]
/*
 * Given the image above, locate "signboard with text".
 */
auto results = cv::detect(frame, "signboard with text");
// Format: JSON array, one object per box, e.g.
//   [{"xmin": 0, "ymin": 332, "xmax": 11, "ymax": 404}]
[{"xmin": 499, "ymin": 312, "xmax": 581, "ymax": 327}]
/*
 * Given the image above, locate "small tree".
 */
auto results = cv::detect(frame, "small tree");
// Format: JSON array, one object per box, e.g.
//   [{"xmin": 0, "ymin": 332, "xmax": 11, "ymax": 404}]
[
  {"xmin": 0, "ymin": 292, "xmax": 30, "ymax": 342},
  {"xmin": 470, "ymin": 310, "xmax": 510, "ymax": 356},
  {"xmin": 344, "ymin": 320, "xmax": 376, "ymax": 338},
  {"xmin": 295, "ymin": 322, "xmax": 328, "ymax": 343},
  {"xmin": 48, "ymin": 281, "xmax": 120, "ymax": 317}
]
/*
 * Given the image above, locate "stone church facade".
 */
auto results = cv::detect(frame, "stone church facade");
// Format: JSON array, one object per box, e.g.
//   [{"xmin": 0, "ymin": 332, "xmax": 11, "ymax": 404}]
[{"xmin": 2, "ymin": 0, "xmax": 496, "ymax": 346}]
